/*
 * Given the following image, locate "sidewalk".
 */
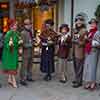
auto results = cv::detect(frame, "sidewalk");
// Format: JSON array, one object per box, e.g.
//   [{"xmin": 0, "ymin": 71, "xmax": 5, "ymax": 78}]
[
  {"xmin": 0, "ymin": 78, "xmax": 100, "ymax": 100},
  {"xmin": 0, "ymin": 60, "xmax": 100, "ymax": 100}
]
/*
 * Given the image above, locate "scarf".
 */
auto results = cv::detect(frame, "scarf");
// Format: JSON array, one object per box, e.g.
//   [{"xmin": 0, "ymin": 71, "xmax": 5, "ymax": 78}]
[
  {"xmin": 85, "ymin": 27, "xmax": 97, "ymax": 54},
  {"xmin": 25, "ymin": 28, "xmax": 33, "ymax": 40}
]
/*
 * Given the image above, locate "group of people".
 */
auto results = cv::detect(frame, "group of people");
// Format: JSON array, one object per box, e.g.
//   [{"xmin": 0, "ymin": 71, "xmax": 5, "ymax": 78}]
[
  {"xmin": 39, "ymin": 15, "xmax": 100, "ymax": 91},
  {"xmin": 0, "ymin": 14, "xmax": 99, "ymax": 91},
  {"xmin": 1, "ymin": 18, "xmax": 34, "ymax": 88},
  {"xmin": 72, "ymin": 15, "xmax": 100, "ymax": 90}
]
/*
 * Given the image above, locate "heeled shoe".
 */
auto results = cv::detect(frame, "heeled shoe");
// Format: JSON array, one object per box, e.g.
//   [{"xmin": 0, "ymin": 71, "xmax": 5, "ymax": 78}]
[
  {"xmin": 12, "ymin": 83, "xmax": 17, "ymax": 88},
  {"xmin": 8, "ymin": 82, "xmax": 13, "ymax": 86},
  {"xmin": 89, "ymin": 83, "xmax": 96, "ymax": 91},
  {"xmin": 84, "ymin": 84, "xmax": 90, "ymax": 89},
  {"xmin": 8, "ymin": 82, "xmax": 17, "ymax": 88}
]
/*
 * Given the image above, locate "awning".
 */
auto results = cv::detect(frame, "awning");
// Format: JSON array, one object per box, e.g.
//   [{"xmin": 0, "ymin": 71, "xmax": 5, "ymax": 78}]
[
  {"xmin": 18, "ymin": 0, "xmax": 36, "ymax": 4},
  {"xmin": 18, "ymin": 0, "xmax": 57, "ymax": 5}
]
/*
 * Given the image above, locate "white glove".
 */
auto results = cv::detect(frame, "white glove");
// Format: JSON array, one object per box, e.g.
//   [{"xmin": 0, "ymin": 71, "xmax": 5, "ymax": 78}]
[
  {"xmin": 19, "ymin": 48, "xmax": 23, "ymax": 54},
  {"xmin": 92, "ymin": 40, "xmax": 100, "ymax": 47},
  {"xmin": 9, "ymin": 40, "xmax": 13, "ymax": 46},
  {"xmin": 18, "ymin": 40, "xmax": 23, "ymax": 44}
]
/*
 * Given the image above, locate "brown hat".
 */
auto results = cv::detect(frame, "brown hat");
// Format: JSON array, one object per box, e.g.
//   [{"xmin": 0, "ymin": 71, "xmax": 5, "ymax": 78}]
[
  {"xmin": 88, "ymin": 18, "xmax": 98, "ymax": 24},
  {"xmin": 59, "ymin": 24, "xmax": 69, "ymax": 32},
  {"xmin": 75, "ymin": 15, "xmax": 85, "ymax": 22}
]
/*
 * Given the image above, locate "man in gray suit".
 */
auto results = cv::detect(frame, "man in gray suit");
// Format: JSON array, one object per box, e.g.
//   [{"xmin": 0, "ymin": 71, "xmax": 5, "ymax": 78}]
[{"xmin": 20, "ymin": 18, "xmax": 34, "ymax": 86}]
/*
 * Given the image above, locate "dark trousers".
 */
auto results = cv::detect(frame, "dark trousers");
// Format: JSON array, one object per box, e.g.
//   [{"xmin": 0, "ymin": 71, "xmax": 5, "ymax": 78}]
[
  {"xmin": 20, "ymin": 48, "xmax": 33, "ymax": 81},
  {"xmin": 40, "ymin": 45, "xmax": 55, "ymax": 75},
  {"xmin": 74, "ymin": 58, "xmax": 84, "ymax": 83}
]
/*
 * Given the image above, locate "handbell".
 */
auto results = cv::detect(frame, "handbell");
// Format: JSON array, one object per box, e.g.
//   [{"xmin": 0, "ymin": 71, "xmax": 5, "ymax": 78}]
[{"xmin": 9, "ymin": 37, "xmax": 14, "ymax": 53}]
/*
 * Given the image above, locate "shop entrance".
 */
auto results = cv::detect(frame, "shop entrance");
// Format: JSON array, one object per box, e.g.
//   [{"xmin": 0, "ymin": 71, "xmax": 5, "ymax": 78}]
[{"xmin": 0, "ymin": 2, "xmax": 9, "ymax": 34}]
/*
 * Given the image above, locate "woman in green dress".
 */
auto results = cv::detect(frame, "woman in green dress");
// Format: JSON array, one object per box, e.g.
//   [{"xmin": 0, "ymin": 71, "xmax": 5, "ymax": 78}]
[{"xmin": 2, "ymin": 19, "xmax": 23, "ymax": 88}]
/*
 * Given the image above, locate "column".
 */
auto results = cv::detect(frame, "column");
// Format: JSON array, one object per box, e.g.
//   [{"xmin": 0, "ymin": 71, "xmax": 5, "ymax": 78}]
[
  {"xmin": 58, "ymin": 0, "xmax": 64, "ymax": 26},
  {"xmin": 9, "ymin": 0, "xmax": 15, "ymax": 19}
]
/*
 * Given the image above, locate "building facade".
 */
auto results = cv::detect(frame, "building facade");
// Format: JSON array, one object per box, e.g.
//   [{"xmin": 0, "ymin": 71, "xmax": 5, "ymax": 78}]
[
  {"xmin": 0, "ymin": 0, "xmax": 99, "ymax": 33},
  {"xmin": 58, "ymin": 0, "xmax": 100, "ymax": 28}
]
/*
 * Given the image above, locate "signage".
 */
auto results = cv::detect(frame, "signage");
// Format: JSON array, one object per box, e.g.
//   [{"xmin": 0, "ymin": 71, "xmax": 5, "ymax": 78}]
[{"xmin": 0, "ymin": 3, "xmax": 9, "ymax": 9}]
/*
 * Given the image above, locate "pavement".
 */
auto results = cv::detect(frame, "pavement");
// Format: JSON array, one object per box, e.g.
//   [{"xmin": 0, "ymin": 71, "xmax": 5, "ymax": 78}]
[
  {"xmin": 0, "ymin": 76, "xmax": 100, "ymax": 100},
  {"xmin": 0, "ymin": 56, "xmax": 100, "ymax": 100}
]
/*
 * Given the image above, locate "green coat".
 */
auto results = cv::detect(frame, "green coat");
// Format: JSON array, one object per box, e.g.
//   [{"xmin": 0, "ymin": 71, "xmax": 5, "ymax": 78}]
[{"xmin": 2, "ymin": 30, "xmax": 20, "ymax": 70}]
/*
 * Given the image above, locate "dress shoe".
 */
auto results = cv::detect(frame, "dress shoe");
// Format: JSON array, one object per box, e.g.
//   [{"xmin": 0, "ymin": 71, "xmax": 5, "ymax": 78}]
[
  {"xmin": 59, "ymin": 80, "xmax": 67, "ymax": 84},
  {"xmin": 72, "ymin": 83, "xmax": 82, "ymax": 88},
  {"xmin": 72, "ymin": 81, "xmax": 77, "ymax": 84},
  {"xmin": 44, "ymin": 75, "xmax": 52, "ymax": 81},
  {"xmin": 27, "ymin": 78, "xmax": 35, "ymax": 82},
  {"xmin": 20, "ymin": 80, "xmax": 28, "ymax": 86}
]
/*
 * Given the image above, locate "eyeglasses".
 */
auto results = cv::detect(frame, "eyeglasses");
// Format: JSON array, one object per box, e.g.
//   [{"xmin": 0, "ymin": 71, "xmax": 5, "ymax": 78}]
[{"xmin": 75, "ymin": 18, "xmax": 84, "ymax": 22}]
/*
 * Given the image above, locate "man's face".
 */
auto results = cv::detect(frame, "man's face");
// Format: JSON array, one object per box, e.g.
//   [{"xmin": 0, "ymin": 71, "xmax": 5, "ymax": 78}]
[
  {"xmin": 24, "ymin": 19, "xmax": 32, "ymax": 30},
  {"xmin": 75, "ymin": 19, "xmax": 84, "ymax": 27}
]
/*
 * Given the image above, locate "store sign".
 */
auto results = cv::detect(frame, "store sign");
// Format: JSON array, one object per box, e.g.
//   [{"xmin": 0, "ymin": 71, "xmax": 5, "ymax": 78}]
[
  {"xmin": 18, "ymin": 0, "xmax": 35, "ymax": 4},
  {"xmin": 0, "ymin": 3, "xmax": 8, "ymax": 9},
  {"xmin": 0, "ymin": 3, "xmax": 9, "ymax": 18}
]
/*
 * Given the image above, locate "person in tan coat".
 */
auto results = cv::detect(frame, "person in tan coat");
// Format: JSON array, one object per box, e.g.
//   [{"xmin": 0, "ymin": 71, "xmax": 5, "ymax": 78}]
[
  {"xmin": 57, "ymin": 24, "xmax": 72, "ymax": 83},
  {"xmin": 72, "ymin": 15, "xmax": 88, "ymax": 88}
]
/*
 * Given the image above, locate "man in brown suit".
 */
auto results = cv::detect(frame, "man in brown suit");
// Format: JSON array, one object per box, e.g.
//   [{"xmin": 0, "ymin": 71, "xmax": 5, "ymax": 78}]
[
  {"xmin": 20, "ymin": 18, "xmax": 34, "ymax": 86},
  {"xmin": 72, "ymin": 15, "xmax": 87, "ymax": 88}
]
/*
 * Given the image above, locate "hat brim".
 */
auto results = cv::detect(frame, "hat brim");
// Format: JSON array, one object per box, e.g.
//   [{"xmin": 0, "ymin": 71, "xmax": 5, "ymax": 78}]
[{"xmin": 88, "ymin": 21, "xmax": 98, "ymax": 24}]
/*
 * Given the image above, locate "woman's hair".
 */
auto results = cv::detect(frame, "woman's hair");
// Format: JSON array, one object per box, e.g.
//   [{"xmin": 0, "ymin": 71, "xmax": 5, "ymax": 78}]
[
  {"xmin": 8, "ymin": 19, "xmax": 16, "ymax": 28},
  {"xmin": 59, "ymin": 24, "xmax": 69, "ymax": 33},
  {"xmin": 44, "ymin": 19, "xmax": 54, "ymax": 27}
]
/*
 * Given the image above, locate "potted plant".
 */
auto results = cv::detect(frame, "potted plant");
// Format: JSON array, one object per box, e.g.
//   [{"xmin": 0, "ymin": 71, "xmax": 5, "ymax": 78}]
[{"xmin": 95, "ymin": 4, "xmax": 100, "ymax": 20}]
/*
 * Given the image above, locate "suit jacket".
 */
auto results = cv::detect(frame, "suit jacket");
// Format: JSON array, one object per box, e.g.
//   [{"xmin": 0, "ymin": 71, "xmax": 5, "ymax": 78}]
[
  {"xmin": 57, "ymin": 33, "xmax": 72, "ymax": 58},
  {"xmin": 21, "ymin": 29, "xmax": 33, "ymax": 48},
  {"xmin": 73, "ymin": 28, "xmax": 87, "ymax": 59},
  {"xmin": 40, "ymin": 29, "xmax": 58, "ymax": 46}
]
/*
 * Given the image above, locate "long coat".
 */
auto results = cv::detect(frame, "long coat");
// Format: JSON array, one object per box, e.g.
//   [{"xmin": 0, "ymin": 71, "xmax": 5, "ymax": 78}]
[
  {"xmin": 73, "ymin": 28, "xmax": 87, "ymax": 59},
  {"xmin": 57, "ymin": 33, "xmax": 72, "ymax": 58},
  {"xmin": 2, "ymin": 30, "xmax": 20, "ymax": 71},
  {"xmin": 40, "ymin": 29, "xmax": 58, "ymax": 73}
]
